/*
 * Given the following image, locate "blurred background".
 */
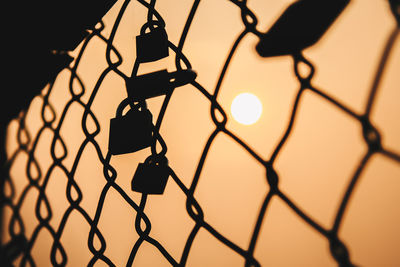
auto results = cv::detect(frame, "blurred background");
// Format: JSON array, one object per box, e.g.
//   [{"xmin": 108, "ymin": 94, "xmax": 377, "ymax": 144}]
[{"xmin": 2, "ymin": 0, "xmax": 400, "ymax": 266}]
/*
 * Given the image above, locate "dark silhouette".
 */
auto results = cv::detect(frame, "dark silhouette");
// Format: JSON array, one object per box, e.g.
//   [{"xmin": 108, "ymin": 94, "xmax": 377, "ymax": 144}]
[
  {"xmin": 1, "ymin": 0, "xmax": 399, "ymax": 266},
  {"xmin": 0, "ymin": 235, "xmax": 28, "ymax": 265},
  {"xmin": 136, "ymin": 25, "xmax": 169, "ymax": 63},
  {"xmin": 256, "ymin": 0, "xmax": 349, "ymax": 57},
  {"xmin": 2, "ymin": 0, "xmax": 118, "ymax": 124},
  {"xmin": 132, "ymin": 156, "xmax": 169, "ymax": 194},
  {"xmin": 389, "ymin": 0, "xmax": 400, "ymax": 25},
  {"xmin": 109, "ymin": 100, "xmax": 153, "ymax": 155},
  {"xmin": 1, "ymin": 0, "xmax": 118, "ymax": 264},
  {"xmin": 126, "ymin": 69, "xmax": 197, "ymax": 100}
]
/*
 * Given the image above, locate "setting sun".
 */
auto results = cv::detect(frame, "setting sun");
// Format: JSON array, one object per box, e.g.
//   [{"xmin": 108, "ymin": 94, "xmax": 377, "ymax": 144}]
[
  {"xmin": 3, "ymin": 0, "xmax": 400, "ymax": 266},
  {"xmin": 231, "ymin": 92, "xmax": 263, "ymax": 125}
]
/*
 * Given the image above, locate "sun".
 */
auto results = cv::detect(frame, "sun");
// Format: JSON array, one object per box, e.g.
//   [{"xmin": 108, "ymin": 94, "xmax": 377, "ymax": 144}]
[{"xmin": 231, "ymin": 93, "xmax": 262, "ymax": 125}]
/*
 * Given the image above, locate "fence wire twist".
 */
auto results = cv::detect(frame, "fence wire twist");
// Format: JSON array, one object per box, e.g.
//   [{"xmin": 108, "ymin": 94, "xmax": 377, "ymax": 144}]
[{"xmin": 1, "ymin": 0, "xmax": 400, "ymax": 266}]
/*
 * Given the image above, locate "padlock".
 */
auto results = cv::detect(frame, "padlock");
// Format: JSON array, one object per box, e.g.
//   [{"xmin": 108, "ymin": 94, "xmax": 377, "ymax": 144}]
[
  {"xmin": 127, "ymin": 70, "xmax": 170, "ymax": 100},
  {"xmin": 136, "ymin": 24, "xmax": 169, "ymax": 63},
  {"xmin": 131, "ymin": 156, "xmax": 169, "ymax": 195},
  {"xmin": 108, "ymin": 99, "xmax": 153, "ymax": 155},
  {"xmin": 126, "ymin": 69, "xmax": 197, "ymax": 101},
  {"xmin": 256, "ymin": 0, "xmax": 349, "ymax": 57}
]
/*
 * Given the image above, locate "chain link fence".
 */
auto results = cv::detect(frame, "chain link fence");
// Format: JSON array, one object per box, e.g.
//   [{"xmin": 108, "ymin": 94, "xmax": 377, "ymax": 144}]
[{"xmin": 1, "ymin": 0, "xmax": 400, "ymax": 266}]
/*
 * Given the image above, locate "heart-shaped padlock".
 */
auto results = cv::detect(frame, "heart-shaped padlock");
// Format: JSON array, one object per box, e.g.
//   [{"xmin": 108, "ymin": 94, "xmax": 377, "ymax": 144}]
[{"xmin": 108, "ymin": 99, "xmax": 153, "ymax": 155}]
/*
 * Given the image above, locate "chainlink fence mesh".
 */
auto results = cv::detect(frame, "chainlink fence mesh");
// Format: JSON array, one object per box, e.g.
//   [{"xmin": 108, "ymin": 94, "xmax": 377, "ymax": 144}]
[{"xmin": 1, "ymin": 0, "xmax": 400, "ymax": 266}]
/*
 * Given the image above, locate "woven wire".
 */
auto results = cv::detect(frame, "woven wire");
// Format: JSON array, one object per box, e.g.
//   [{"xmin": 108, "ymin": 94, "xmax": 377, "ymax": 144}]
[{"xmin": 1, "ymin": 0, "xmax": 400, "ymax": 266}]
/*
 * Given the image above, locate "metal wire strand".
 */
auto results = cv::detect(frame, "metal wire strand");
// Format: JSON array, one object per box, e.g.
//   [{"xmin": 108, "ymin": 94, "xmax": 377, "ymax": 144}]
[{"xmin": 1, "ymin": 0, "xmax": 399, "ymax": 266}]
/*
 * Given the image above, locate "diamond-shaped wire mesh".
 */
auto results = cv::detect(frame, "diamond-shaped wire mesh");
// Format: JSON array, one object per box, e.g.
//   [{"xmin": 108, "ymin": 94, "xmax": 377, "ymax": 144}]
[{"xmin": 1, "ymin": 0, "xmax": 400, "ymax": 266}]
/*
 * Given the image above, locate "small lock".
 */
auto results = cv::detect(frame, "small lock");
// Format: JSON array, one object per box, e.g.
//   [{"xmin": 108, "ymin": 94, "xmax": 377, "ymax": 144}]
[
  {"xmin": 131, "ymin": 156, "xmax": 169, "ymax": 194},
  {"xmin": 126, "ymin": 69, "xmax": 197, "ymax": 101},
  {"xmin": 136, "ymin": 24, "xmax": 169, "ymax": 63},
  {"xmin": 108, "ymin": 99, "xmax": 153, "ymax": 155},
  {"xmin": 127, "ymin": 70, "xmax": 170, "ymax": 100},
  {"xmin": 256, "ymin": 0, "xmax": 349, "ymax": 57}
]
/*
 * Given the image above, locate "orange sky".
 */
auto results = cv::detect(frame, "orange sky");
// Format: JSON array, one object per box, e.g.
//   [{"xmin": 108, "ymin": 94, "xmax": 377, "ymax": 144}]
[{"xmin": 3, "ymin": 0, "xmax": 400, "ymax": 266}]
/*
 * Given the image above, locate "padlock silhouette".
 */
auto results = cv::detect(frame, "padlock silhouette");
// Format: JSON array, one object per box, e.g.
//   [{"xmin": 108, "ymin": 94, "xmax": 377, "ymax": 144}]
[
  {"xmin": 256, "ymin": 0, "xmax": 349, "ymax": 57},
  {"xmin": 126, "ymin": 69, "xmax": 197, "ymax": 101},
  {"xmin": 131, "ymin": 156, "xmax": 169, "ymax": 194},
  {"xmin": 108, "ymin": 99, "xmax": 153, "ymax": 155},
  {"xmin": 136, "ymin": 24, "xmax": 169, "ymax": 63}
]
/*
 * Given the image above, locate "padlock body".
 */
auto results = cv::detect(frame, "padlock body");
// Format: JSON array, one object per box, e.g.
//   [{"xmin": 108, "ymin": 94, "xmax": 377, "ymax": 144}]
[
  {"xmin": 136, "ymin": 27, "xmax": 169, "ymax": 63},
  {"xmin": 109, "ymin": 108, "xmax": 153, "ymax": 155},
  {"xmin": 131, "ymin": 162, "xmax": 169, "ymax": 194},
  {"xmin": 127, "ymin": 70, "xmax": 170, "ymax": 101}
]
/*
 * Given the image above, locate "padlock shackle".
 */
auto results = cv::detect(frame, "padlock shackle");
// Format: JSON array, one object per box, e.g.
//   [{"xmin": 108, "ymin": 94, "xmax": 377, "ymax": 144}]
[
  {"xmin": 140, "ymin": 20, "xmax": 165, "ymax": 36},
  {"xmin": 115, "ymin": 98, "xmax": 147, "ymax": 118}
]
